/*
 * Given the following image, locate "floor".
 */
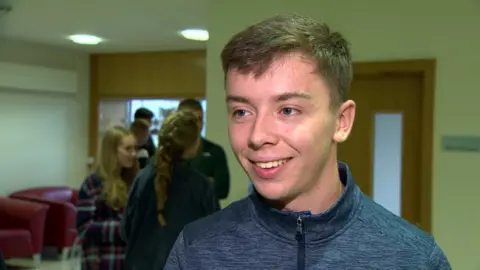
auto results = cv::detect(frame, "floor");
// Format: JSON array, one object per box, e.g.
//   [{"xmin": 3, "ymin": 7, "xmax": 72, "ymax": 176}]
[
  {"xmin": 6, "ymin": 259, "xmax": 74, "ymax": 270},
  {"xmin": 6, "ymin": 248, "xmax": 78, "ymax": 270}
]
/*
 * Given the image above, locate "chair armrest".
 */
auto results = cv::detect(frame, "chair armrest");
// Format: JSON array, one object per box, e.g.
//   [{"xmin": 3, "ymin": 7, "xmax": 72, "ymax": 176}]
[
  {"xmin": 9, "ymin": 195, "xmax": 76, "ymax": 242},
  {"xmin": 70, "ymin": 189, "xmax": 79, "ymax": 205}
]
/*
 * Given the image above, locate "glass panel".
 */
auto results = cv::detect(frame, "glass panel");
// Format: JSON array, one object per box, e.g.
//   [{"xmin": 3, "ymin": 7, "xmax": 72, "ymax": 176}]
[
  {"xmin": 129, "ymin": 99, "xmax": 207, "ymax": 147},
  {"xmin": 97, "ymin": 99, "xmax": 130, "ymax": 158},
  {"xmin": 372, "ymin": 113, "xmax": 403, "ymax": 216}
]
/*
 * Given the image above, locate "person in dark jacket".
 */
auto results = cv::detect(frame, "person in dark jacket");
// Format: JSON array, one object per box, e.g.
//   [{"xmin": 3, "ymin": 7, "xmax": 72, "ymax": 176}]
[
  {"xmin": 177, "ymin": 98, "xmax": 231, "ymax": 200},
  {"xmin": 121, "ymin": 110, "xmax": 220, "ymax": 270},
  {"xmin": 134, "ymin": 108, "xmax": 156, "ymax": 158},
  {"xmin": 76, "ymin": 125, "xmax": 138, "ymax": 270},
  {"xmin": 130, "ymin": 118, "xmax": 151, "ymax": 169},
  {"xmin": 164, "ymin": 14, "xmax": 450, "ymax": 269}
]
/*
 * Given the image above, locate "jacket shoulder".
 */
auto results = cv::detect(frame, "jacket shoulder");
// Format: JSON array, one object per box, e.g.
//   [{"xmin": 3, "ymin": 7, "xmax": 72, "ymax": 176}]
[
  {"xmin": 175, "ymin": 161, "xmax": 210, "ymax": 185},
  {"xmin": 130, "ymin": 163, "xmax": 156, "ymax": 199},
  {"xmin": 358, "ymin": 195, "xmax": 438, "ymax": 257},
  {"xmin": 182, "ymin": 197, "xmax": 251, "ymax": 245},
  {"xmin": 202, "ymin": 138, "xmax": 225, "ymax": 153},
  {"xmin": 79, "ymin": 173, "xmax": 103, "ymax": 194}
]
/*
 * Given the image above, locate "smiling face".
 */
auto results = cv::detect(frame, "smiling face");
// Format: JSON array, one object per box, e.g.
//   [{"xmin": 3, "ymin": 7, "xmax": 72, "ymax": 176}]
[{"xmin": 227, "ymin": 53, "xmax": 355, "ymax": 207}]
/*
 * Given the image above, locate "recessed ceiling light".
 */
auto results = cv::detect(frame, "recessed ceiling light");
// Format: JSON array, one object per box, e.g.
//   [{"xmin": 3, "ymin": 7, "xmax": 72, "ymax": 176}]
[
  {"xmin": 179, "ymin": 29, "xmax": 209, "ymax": 41},
  {"xmin": 68, "ymin": 34, "xmax": 103, "ymax": 45}
]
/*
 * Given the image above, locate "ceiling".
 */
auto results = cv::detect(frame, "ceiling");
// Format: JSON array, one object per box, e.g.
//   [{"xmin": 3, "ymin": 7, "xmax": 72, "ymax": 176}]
[{"xmin": 0, "ymin": 0, "xmax": 208, "ymax": 53}]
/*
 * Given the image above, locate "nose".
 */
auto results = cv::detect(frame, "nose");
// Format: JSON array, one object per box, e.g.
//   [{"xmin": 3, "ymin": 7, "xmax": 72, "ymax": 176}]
[{"xmin": 248, "ymin": 114, "xmax": 278, "ymax": 150}]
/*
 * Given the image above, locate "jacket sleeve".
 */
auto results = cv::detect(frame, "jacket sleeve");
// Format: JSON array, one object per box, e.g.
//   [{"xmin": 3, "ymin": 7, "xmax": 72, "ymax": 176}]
[
  {"xmin": 164, "ymin": 231, "xmax": 188, "ymax": 269},
  {"xmin": 201, "ymin": 175, "xmax": 221, "ymax": 215},
  {"xmin": 76, "ymin": 176, "xmax": 122, "ymax": 244},
  {"xmin": 146, "ymin": 135, "xmax": 157, "ymax": 158},
  {"xmin": 212, "ymin": 146, "xmax": 230, "ymax": 200},
  {"xmin": 120, "ymin": 174, "xmax": 141, "ymax": 242}
]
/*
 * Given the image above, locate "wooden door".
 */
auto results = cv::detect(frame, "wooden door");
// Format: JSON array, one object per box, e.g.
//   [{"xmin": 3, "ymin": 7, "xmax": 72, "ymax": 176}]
[{"xmin": 338, "ymin": 72, "xmax": 423, "ymax": 226}]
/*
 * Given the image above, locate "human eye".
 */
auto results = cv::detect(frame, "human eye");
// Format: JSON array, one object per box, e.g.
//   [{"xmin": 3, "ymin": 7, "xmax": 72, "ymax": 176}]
[
  {"xmin": 279, "ymin": 107, "xmax": 300, "ymax": 116},
  {"xmin": 232, "ymin": 109, "xmax": 251, "ymax": 119}
]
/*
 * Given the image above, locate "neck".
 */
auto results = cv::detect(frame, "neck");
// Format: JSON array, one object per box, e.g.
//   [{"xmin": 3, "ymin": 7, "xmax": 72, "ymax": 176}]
[
  {"xmin": 250, "ymin": 161, "xmax": 359, "ymax": 242},
  {"xmin": 280, "ymin": 151, "xmax": 343, "ymax": 215}
]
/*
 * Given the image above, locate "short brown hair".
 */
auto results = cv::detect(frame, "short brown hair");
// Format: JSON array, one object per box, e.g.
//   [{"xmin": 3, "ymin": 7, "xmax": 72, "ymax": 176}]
[
  {"xmin": 221, "ymin": 14, "xmax": 352, "ymax": 108},
  {"xmin": 134, "ymin": 108, "xmax": 154, "ymax": 120},
  {"xmin": 178, "ymin": 98, "xmax": 203, "ymax": 111}
]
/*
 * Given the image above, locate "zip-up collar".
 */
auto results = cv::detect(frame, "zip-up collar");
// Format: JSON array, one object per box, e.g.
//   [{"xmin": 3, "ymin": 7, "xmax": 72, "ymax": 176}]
[{"xmin": 249, "ymin": 162, "xmax": 362, "ymax": 243}]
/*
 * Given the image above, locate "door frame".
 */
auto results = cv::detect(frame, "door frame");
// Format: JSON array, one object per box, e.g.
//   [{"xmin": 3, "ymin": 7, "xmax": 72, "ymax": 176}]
[{"xmin": 353, "ymin": 59, "xmax": 435, "ymax": 233}]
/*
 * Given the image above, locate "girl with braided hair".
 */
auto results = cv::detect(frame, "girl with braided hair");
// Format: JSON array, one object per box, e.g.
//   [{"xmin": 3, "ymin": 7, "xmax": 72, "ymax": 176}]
[{"xmin": 121, "ymin": 110, "xmax": 220, "ymax": 270}]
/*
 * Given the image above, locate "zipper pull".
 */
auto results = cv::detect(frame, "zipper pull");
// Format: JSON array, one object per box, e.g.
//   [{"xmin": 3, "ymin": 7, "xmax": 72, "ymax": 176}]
[{"xmin": 296, "ymin": 216, "xmax": 303, "ymax": 240}]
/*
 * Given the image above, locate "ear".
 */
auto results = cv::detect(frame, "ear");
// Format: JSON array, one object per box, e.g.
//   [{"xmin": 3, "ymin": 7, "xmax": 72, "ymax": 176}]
[{"xmin": 333, "ymin": 100, "xmax": 356, "ymax": 143}]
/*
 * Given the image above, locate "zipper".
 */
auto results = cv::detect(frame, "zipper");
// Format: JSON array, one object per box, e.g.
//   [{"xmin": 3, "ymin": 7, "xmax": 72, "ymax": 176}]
[{"xmin": 296, "ymin": 216, "xmax": 306, "ymax": 270}]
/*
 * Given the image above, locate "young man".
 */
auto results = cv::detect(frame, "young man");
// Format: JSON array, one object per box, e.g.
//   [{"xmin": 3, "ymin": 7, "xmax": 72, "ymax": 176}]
[
  {"xmin": 130, "ymin": 119, "xmax": 151, "ymax": 169},
  {"xmin": 177, "ymin": 98, "xmax": 230, "ymax": 200},
  {"xmin": 133, "ymin": 108, "xmax": 156, "ymax": 158},
  {"xmin": 165, "ymin": 14, "xmax": 451, "ymax": 269}
]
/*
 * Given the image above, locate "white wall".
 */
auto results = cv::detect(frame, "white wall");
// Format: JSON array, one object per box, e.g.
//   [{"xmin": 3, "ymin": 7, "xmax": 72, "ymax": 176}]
[
  {"xmin": 206, "ymin": 0, "xmax": 480, "ymax": 268},
  {"xmin": 0, "ymin": 39, "xmax": 90, "ymax": 192}
]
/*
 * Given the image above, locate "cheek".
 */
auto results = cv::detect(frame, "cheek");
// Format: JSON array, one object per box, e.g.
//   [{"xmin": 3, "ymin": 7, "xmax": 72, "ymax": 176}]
[
  {"xmin": 283, "ymin": 128, "xmax": 315, "ymax": 151},
  {"xmin": 228, "ymin": 122, "xmax": 248, "ymax": 149},
  {"xmin": 120, "ymin": 150, "xmax": 134, "ymax": 161},
  {"xmin": 117, "ymin": 153, "xmax": 126, "ymax": 164},
  {"xmin": 282, "ymin": 118, "xmax": 333, "ymax": 147},
  {"xmin": 119, "ymin": 151, "xmax": 128, "ymax": 160},
  {"xmin": 279, "ymin": 118, "xmax": 310, "ymax": 137}
]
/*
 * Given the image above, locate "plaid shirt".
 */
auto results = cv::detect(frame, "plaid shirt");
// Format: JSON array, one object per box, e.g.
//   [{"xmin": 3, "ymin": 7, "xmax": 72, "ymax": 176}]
[{"xmin": 76, "ymin": 174, "xmax": 125, "ymax": 270}]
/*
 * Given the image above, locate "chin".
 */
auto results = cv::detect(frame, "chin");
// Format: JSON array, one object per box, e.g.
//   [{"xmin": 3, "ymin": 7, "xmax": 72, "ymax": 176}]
[
  {"xmin": 251, "ymin": 179, "xmax": 289, "ymax": 201},
  {"xmin": 122, "ymin": 162, "xmax": 134, "ymax": 169}
]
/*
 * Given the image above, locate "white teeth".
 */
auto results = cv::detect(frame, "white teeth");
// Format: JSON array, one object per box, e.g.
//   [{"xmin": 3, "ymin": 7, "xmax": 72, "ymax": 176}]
[{"xmin": 255, "ymin": 159, "xmax": 289, "ymax": 169}]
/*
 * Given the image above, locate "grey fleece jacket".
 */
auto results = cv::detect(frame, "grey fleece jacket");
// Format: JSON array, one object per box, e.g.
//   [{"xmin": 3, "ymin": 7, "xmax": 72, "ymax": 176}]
[{"xmin": 164, "ymin": 162, "xmax": 451, "ymax": 269}]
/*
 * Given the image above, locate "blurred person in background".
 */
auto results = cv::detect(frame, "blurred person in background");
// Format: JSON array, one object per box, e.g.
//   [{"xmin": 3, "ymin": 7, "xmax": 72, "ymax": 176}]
[
  {"xmin": 121, "ymin": 110, "xmax": 219, "ymax": 270},
  {"xmin": 134, "ymin": 108, "xmax": 156, "ymax": 158},
  {"xmin": 76, "ymin": 126, "xmax": 138, "ymax": 270},
  {"xmin": 130, "ymin": 119, "xmax": 151, "ymax": 169},
  {"xmin": 177, "ymin": 98, "xmax": 231, "ymax": 201}
]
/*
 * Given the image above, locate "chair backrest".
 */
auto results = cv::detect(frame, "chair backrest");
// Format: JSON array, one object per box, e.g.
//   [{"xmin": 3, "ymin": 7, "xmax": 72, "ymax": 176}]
[
  {"xmin": 10, "ymin": 187, "xmax": 74, "ymax": 204},
  {"xmin": 0, "ymin": 197, "xmax": 49, "ymax": 229}
]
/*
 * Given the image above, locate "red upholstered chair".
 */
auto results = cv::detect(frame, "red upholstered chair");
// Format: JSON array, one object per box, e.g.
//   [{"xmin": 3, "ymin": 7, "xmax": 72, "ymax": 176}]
[
  {"xmin": 10, "ymin": 186, "xmax": 78, "ymax": 259},
  {"xmin": 0, "ymin": 197, "xmax": 49, "ymax": 266}
]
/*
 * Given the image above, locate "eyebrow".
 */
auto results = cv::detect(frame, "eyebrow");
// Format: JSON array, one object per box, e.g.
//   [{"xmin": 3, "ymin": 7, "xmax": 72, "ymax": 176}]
[
  {"xmin": 275, "ymin": 92, "xmax": 312, "ymax": 102},
  {"xmin": 226, "ymin": 91, "xmax": 312, "ymax": 105},
  {"xmin": 226, "ymin": 95, "xmax": 251, "ymax": 105}
]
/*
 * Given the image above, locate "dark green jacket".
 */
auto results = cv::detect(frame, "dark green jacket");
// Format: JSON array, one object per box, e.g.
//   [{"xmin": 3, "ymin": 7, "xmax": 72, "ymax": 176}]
[{"xmin": 189, "ymin": 138, "xmax": 230, "ymax": 199}]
